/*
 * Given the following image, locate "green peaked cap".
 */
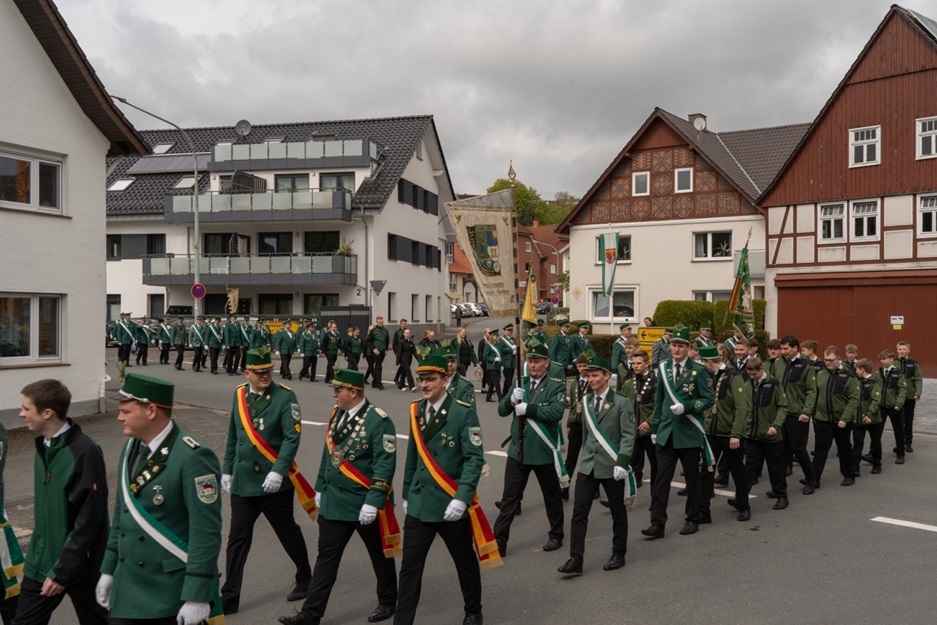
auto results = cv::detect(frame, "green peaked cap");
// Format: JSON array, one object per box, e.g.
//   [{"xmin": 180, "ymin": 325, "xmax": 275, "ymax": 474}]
[
  {"xmin": 113, "ymin": 372, "xmax": 174, "ymax": 408},
  {"xmin": 245, "ymin": 346, "xmax": 275, "ymax": 370},
  {"xmin": 699, "ymin": 345, "xmax": 721, "ymax": 360},
  {"xmin": 332, "ymin": 368, "xmax": 365, "ymax": 390}
]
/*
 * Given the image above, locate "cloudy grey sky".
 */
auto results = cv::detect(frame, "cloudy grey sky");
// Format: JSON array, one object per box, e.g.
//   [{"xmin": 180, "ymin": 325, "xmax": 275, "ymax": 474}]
[{"xmin": 60, "ymin": 0, "xmax": 928, "ymax": 197}]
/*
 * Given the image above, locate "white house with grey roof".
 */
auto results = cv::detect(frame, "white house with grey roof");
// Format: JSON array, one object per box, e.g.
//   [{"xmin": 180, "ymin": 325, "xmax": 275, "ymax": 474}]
[
  {"xmin": 105, "ymin": 115, "xmax": 455, "ymax": 325},
  {"xmin": 556, "ymin": 108, "xmax": 808, "ymax": 327}
]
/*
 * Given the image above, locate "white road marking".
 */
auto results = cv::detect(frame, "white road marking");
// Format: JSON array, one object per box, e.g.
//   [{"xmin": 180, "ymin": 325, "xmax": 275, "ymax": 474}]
[
  {"xmin": 486, "ymin": 450, "xmax": 508, "ymax": 457},
  {"xmin": 397, "ymin": 434, "xmax": 409, "ymax": 440},
  {"xmin": 301, "ymin": 420, "xmax": 327, "ymax": 426},
  {"xmin": 669, "ymin": 481, "xmax": 757, "ymax": 499},
  {"xmin": 871, "ymin": 516, "xmax": 937, "ymax": 533}
]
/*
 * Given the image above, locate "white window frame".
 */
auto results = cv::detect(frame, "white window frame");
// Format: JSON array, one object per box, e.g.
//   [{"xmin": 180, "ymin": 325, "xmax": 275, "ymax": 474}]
[
  {"xmin": 818, "ymin": 203, "xmax": 846, "ymax": 243},
  {"xmin": 445, "ymin": 242, "xmax": 454, "ymax": 264},
  {"xmin": 594, "ymin": 234, "xmax": 632, "ymax": 265},
  {"xmin": 692, "ymin": 231, "xmax": 733, "ymax": 260},
  {"xmin": 918, "ymin": 194, "xmax": 937, "ymax": 237},
  {"xmin": 0, "ymin": 148, "xmax": 63, "ymax": 214},
  {"xmin": 448, "ymin": 273, "xmax": 458, "ymax": 292},
  {"xmin": 0, "ymin": 293, "xmax": 63, "ymax": 365},
  {"xmin": 550, "ymin": 263, "xmax": 556, "ymax": 274},
  {"xmin": 916, "ymin": 117, "xmax": 937, "ymax": 160},
  {"xmin": 590, "ymin": 287, "xmax": 637, "ymax": 323},
  {"xmin": 692, "ymin": 290, "xmax": 732, "ymax": 303},
  {"xmin": 850, "ymin": 199, "xmax": 880, "ymax": 242},
  {"xmin": 525, "ymin": 241, "xmax": 531, "ymax": 252},
  {"xmin": 674, "ymin": 167, "xmax": 693, "ymax": 193},
  {"xmin": 632, "ymin": 172, "xmax": 650, "ymax": 197},
  {"xmin": 848, "ymin": 125, "xmax": 881, "ymax": 168}
]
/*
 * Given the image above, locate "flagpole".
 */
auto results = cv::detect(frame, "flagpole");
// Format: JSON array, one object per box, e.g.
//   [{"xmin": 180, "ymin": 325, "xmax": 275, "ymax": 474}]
[
  {"xmin": 721, "ymin": 226, "xmax": 753, "ymax": 333},
  {"xmin": 508, "ymin": 161, "xmax": 525, "ymax": 464}
]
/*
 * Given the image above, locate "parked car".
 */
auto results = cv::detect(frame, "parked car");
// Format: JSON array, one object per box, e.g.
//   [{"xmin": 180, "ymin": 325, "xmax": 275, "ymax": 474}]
[
  {"xmin": 535, "ymin": 301, "xmax": 553, "ymax": 315},
  {"xmin": 462, "ymin": 302, "xmax": 482, "ymax": 317},
  {"xmin": 478, "ymin": 303, "xmax": 490, "ymax": 316}
]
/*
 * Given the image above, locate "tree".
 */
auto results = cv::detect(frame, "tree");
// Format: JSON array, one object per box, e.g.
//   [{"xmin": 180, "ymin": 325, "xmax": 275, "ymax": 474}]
[{"xmin": 488, "ymin": 178, "xmax": 545, "ymax": 226}]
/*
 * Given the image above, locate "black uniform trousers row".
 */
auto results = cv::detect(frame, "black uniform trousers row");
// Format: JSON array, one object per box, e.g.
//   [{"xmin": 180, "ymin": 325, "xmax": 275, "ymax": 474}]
[
  {"xmin": 174, "ymin": 344, "xmax": 185, "ymax": 368},
  {"xmin": 371, "ymin": 351, "xmax": 386, "ymax": 388},
  {"xmin": 324, "ymin": 353, "xmax": 338, "ymax": 383},
  {"xmin": 744, "ymin": 439, "xmax": 787, "ymax": 496},
  {"xmin": 190, "ymin": 346, "xmax": 203, "ymax": 371},
  {"xmin": 852, "ymin": 421, "xmax": 885, "ymax": 472},
  {"xmin": 346, "ymin": 354, "xmax": 360, "ymax": 371},
  {"xmin": 134, "ymin": 343, "xmax": 148, "ymax": 365},
  {"xmin": 221, "ymin": 491, "xmax": 312, "ymax": 608},
  {"xmin": 279, "ymin": 353, "xmax": 292, "ymax": 378},
  {"xmin": 209, "ymin": 346, "xmax": 221, "ymax": 373},
  {"xmin": 649, "ymin": 439, "xmax": 701, "ymax": 528},
  {"xmin": 9, "ymin": 575, "xmax": 107, "ymax": 625},
  {"xmin": 395, "ymin": 365, "xmax": 415, "ymax": 390},
  {"xmin": 783, "ymin": 414, "xmax": 816, "ymax": 483},
  {"xmin": 569, "ymin": 472, "xmax": 627, "ymax": 563},
  {"xmin": 300, "ymin": 355, "xmax": 318, "ymax": 381},
  {"xmin": 812, "ymin": 420, "xmax": 854, "ymax": 481},
  {"xmin": 298, "ymin": 517, "xmax": 396, "ymax": 620},
  {"xmin": 630, "ymin": 435, "xmax": 657, "ymax": 486},
  {"xmin": 485, "ymin": 370, "xmax": 502, "ymax": 401},
  {"xmin": 224, "ymin": 345, "xmax": 241, "ymax": 373},
  {"xmin": 159, "ymin": 342, "xmax": 172, "ymax": 364},
  {"xmin": 493, "ymin": 457, "xmax": 564, "ymax": 546},
  {"xmin": 700, "ymin": 436, "xmax": 750, "ymax": 513},
  {"xmin": 395, "ymin": 515, "xmax": 481, "ymax": 625}
]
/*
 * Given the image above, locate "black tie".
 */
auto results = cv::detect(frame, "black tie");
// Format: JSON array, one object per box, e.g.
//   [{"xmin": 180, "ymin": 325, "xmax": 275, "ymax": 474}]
[
  {"xmin": 674, "ymin": 364, "xmax": 682, "ymax": 382},
  {"xmin": 594, "ymin": 396, "xmax": 602, "ymax": 415},
  {"xmin": 427, "ymin": 405, "xmax": 436, "ymax": 424}
]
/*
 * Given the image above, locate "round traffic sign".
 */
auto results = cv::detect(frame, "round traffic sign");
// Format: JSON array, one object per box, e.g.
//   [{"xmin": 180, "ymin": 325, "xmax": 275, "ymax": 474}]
[
  {"xmin": 191, "ymin": 283, "xmax": 207, "ymax": 299},
  {"xmin": 551, "ymin": 296, "xmax": 559, "ymax": 305}
]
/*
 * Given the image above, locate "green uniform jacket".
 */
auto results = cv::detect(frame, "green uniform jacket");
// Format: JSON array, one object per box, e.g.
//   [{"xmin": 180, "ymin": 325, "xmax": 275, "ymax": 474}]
[
  {"xmin": 274, "ymin": 328, "xmax": 296, "ymax": 354},
  {"xmin": 297, "ymin": 328, "xmax": 320, "ymax": 357},
  {"xmin": 858, "ymin": 375, "xmax": 883, "ymax": 426},
  {"xmin": 651, "ymin": 359, "xmax": 714, "ymax": 448},
  {"xmin": 223, "ymin": 320, "xmax": 241, "ymax": 348},
  {"xmin": 876, "ymin": 367, "xmax": 908, "ymax": 409},
  {"xmin": 171, "ymin": 321, "xmax": 186, "ymax": 346},
  {"xmin": 158, "ymin": 322, "xmax": 173, "ymax": 344},
  {"xmin": 548, "ymin": 331, "xmax": 573, "ymax": 370},
  {"xmin": 571, "ymin": 333, "xmax": 591, "ymax": 360},
  {"xmin": 734, "ymin": 376, "xmax": 787, "ymax": 442},
  {"xmin": 497, "ymin": 374, "xmax": 566, "ymax": 465},
  {"xmin": 238, "ymin": 322, "xmax": 254, "ymax": 347},
  {"xmin": 578, "ymin": 388, "xmax": 636, "ymax": 477},
  {"xmin": 566, "ymin": 377, "xmax": 589, "ymax": 426},
  {"xmin": 706, "ymin": 366, "xmax": 746, "ymax": 438},
  {"xmin": 250, "ymin": 325, "xmax": 272, "ymax": 349},
  {"xmin": 188, "ymin": 323, "xmax": 206, "ymax": 348},
  {"xmin": 134, "ymin": 324, "xmax": 152, "ymax": 345},
  {"xmin": 898, "ymin": 357, "xmax": 923, "ymax": 398},
  {"xmin": 779, "ymin": 356, "xmax": 817, "ymax": 416},
  {"xmin": 223, "ymin": 382, "xmax": 302, "ymax": 497},
  {"xmin": 115, "ymin": 319, "xmax": 136, "ymax": 345},
  {"xmin": 483, "ymin": 341, "xmax": 502, "ymax": 368},
  {"xmin": 768, "ymin": 357, "xmax": 787, "ymax": 381},
  {"xmin": 529, "ymin": 330, "xmax": 547, "ymax": 345},
  {"xmin": 345, "ymin": 336, "xmax": 364, "ymax": 357},
  {"xmin": 447, "ymin": 372, "xmax": 476, "ymax": 405},
  {"xmin": 101, "ymin": 424, "xmax": 222, "ymax": 619},
  {"xmin": 499, "ymin": 335, "xmax": 516, "ymax": 369},
  {"xmin": 321, "ymin": 330, "xmax": 342, "ymax": 355},
  {"xmin": 651, "ymin": 338, "xmax": 671, "ymax": 364},
  {"xmin": 316, "ymin": 402, "xmax": 395, "ymax": 521},
  {"xmin": 403, "ymin": 395, "xmax": 484, "ymax": 521},
  {"xmin": 610, "ymin": 337, "xmax": 628, "ymax": 371},
  {"xmin": 621, "ymin": 371, "xmax": 656, "ymax": 437},
  {"xmin": 367, "ymin": 326, "xmax": 390, "ymax": 352},
  {"xmin": 694, "ymin": 335, "xmax": 714, "ymax": 350},
  {"xmin": 805, "ymin": 367, "xmax": 860, "ymax": 425},
  {"xmin": 206, "ymin": 323, "xmax": 223, "ymax": 349}
]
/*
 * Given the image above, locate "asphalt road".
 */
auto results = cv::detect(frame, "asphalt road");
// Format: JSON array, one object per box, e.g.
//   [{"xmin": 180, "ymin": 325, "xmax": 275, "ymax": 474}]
[{"xmin": 4, "ymin": 338, "xmax": 937, "ymax": 624}]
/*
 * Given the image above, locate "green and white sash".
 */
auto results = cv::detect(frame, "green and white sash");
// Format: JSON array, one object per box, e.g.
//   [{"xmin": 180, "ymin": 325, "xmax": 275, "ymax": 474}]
[
  {"xmin": 118, "ymin": 320, "xmax": 134, "ymax": 341},
  {"xmin": 658, "ymin": 362, "xmax": 715, "ymax": 469},
  {"xmin": 517, "ymin": 380, "xmax": 568, "ymax": 488},
  {"xmin": 192, "ymin": 325, "xmax": 205, "ymax": 345},
  {"xmin": 582, "ymin": 396, "xmax": 636, "ymax": 499},
  {"xmin": 209, "ymin": 324, "xmax": 222, "ymax": 343}
]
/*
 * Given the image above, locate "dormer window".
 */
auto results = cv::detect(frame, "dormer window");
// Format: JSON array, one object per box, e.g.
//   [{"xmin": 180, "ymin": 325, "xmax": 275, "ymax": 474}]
[{"xmin": 151, "ymin": 143, "xmax": 174, "ymax": 154}]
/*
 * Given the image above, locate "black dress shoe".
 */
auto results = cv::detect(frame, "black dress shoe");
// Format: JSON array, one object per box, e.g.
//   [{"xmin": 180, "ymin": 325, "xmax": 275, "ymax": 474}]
[
  {"xmin": 802, "ymin": 483, "xmax": 816, "ymax": 495},
  {"xmin": 679, "ymin": 521, "xmax": 698, "ymax": 536},
  {"xmin": 727, "ymin": 498, "xmax": 738, "ymax": 508},
  {"xmin": 772, "ymin": 497, "xmax": 789, "ymax": 510},
  {"xmin": 696, "ymin": 512, "xmax": 712, "ymax": 525},
  {"xmin": 677, "ymin": 488, "xmax": 687, "ymax": 496},
  {"xmin": 603, "ymin": 553, "xmax": 625, "ymax": 571},
  {"xmin": 462, "ymin": 612, "xmax": 484, "ymax": 625},
  {"xmin": 840, "ymin": 477, "xmax": 855, "ymax": 486},
  {"xmin": 737, "ymin": 509, "xmax": 752, "ymax": 522},
  {"xmin": 278, "ymin": 613, "xmax": 318, "ymax": 625},
  {"xmin": 222, "ymin": 598, "xmax": 239, "ymax": 615},
  {"xmin": 906, "ymin": 444, "xmax": 914, "ymax": 453},
  {"xmin": 786, "ymin": 466, "xmax": 793, "ymax": 476},
  {"xmin": 895, "ymin": 455, "xmax": 905, "ymax": 464},
  {"xmin": 287, "ymin": 580, "xmax": 310, "ymax": 601},
  {"xmin": 871, "ymin": 465, "xmax": 882, "ymax": 474},
  {"xmin": 598, "ymin": 500, "xmax": 610, "ymax": 508},
  {"xmin": 557, "ymin": 558, "xmax": 583, "ymax": 576},
  {"xmin": 367, "ymin": 604, "xmax": 395, "ymax": 622},
  {"xmin": 765, "ymin": 490, "xmax": 781, "ymax": 498},
  {"xmin": 542, "ymin": 538, "xmax": 563, "ymax": 551},
  {"xmin": 641, "ymin": 524, "xmax": 664, "ymax": 539},
  {"xmin": 861, "ymin": 453, "xmax": 874, "ymax": 464},
  {"xmin": 713, "ymin": 477, "xmax": 729, "ymax": 487},
  {"xmin": 800, "ymin": 479, "xmax": 819, "ymax": 490}
]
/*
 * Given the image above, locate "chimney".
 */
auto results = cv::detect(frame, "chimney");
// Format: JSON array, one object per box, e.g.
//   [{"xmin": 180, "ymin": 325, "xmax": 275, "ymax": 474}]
[
  {"xmin": 532, "ymin": 219, "xmax": 540, "ymax": 227},
  {"xmin": 688, "ymin": 113, "xmax": 706, "ymax": 126}
]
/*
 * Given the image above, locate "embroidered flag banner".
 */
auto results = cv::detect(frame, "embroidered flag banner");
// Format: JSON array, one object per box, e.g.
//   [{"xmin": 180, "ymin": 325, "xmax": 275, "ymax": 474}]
[{"xmin": 598, "ymin": 232, "xmax": 620, "ymax": 296}]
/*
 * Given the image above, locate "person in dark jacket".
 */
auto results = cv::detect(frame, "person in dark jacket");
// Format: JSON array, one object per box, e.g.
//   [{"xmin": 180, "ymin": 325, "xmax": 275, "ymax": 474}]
[
  {"xmin": 456, "ymin": 328, "xmax": 478, "ymax": 377},
  {"xmin": 395, "ymin": 329, "xmax": 416, "ymax": 391},
  {"xmin": 16, "ymin": 379, "xmax": 109, "ymax": 625}
]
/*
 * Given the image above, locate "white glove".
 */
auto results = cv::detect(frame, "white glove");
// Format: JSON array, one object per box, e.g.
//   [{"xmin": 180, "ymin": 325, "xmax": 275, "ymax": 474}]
[
  {"xmin": 95, "ymin": 574, "xmax": 113, "ymax": 608},
  {"xmin": 651, "ymin": 434, "xmax": 658, "ymax": 445},
  {"xmin": 511, "ymin": 346, "xmax": 517, "ymax": 354},
  {"xmin": 613, "ymin": 466, "xmax": 628, "ymax": 481},
  {"xmin": 221, "ymin": 474, "xmax": 233, "ymax": 493},
  {"xmin": 177, "ymin": 601, "xmax": 210, "ymax": 625},
  {"xmin": 359, "ymin": 504, "xmax": 378, "ymax": 525},
  {"xmin": 158, "ymin": 341, "xmax": 163, "ymax": 349},
  {"xmin": 443, "ymin": 498, "xmax": 467, "ymax": 521},
  {"xmin": 315, "ymin": 492, "xmax": 322, "ymax": 508},
  {"xmin": 402, "ymin": 499, "xmax": 408, "ymax": 515},
  {"xmin": 494, "ymin": 356, "xmax": 501, "ymax": 363},
  {"xmin": 511, "ymin": 387, "xmax": 525, "ymax": 405},
  {"xmin": 262, "ymin": 471, "xmax": 283, "ymax": 493},
  {"xmin": 515, "ymin": 402, "xmax": 527, "ymax": 416},
  {"xmin": 275, "ymin": 350, "xmax": 280, "ymax": 356},
  {"xmin": 671, "ymin": 402, "xmax": 685, "ymax": 416}
]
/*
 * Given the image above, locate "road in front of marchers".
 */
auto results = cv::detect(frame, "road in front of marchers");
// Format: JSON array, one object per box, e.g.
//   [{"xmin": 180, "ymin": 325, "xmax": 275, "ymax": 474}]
[{"xmin": 4, "ymin": 324, "xmax": 937, "ymax": 625}]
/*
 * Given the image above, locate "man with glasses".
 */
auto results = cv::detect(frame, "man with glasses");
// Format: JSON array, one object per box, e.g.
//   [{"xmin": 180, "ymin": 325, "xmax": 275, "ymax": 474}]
[
  {"xmin": 804, "ymin": 346, "xmax": 860, "ymax": 487},
  {"xmin": 220, "ymin": 347, "xmax": 312, "ymax": 614}
]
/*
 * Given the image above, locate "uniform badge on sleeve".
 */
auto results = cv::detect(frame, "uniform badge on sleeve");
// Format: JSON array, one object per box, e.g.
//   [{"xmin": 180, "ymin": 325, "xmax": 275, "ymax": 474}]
[
  {"xmin": 383, "ymin": 434, "xmax": 396, "ymax": 453},
  {"xmin": 195, "ymin": 475, "xmax": 219, "ymax": 504},
  {"xmin": 469, "ymin": 427, "xmax": 483, "ymax": 447},
  {"xmin": 291, "ymin": 403, "xmax": 302, "ymax": 421}
]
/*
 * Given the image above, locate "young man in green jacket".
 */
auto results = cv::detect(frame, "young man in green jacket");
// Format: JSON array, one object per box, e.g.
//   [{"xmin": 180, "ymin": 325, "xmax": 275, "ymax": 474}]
[
  {"xmin": 896, "ymin": 341, "xmax": 923, "ymax": 452},
  {"xmin": 804, "ymin": 346, "xmax": 860, "ymax": 487},
  {"xmin": 876, "ymin": 349, "xmax": 909, "ymax": 464},
  {"xmin": 17, "ymin": 379, "xmax": 109, "ymax": 625},
  {"xmin": 853, "ymin": 358, "xmax": 884, "ymax": 476}
]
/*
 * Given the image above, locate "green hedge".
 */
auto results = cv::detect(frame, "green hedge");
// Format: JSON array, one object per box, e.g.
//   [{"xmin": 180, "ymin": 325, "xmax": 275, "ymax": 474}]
[{"xmin": 652, "ymin": 300, "xmax": 714, "ymax": 330}]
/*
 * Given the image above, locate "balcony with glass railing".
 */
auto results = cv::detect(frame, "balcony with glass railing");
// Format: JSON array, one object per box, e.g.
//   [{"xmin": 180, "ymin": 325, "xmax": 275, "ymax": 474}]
[
  {"xmin": 143, "ymin": 253, "xmax": 357, "ymax": 286},
  {"xmin": 164, "ymin": 188, "xmax": 353, "ymax": 223},
  {"xmin": 207, "ymin": 139, "xmax": 380, "ymax": 172}
]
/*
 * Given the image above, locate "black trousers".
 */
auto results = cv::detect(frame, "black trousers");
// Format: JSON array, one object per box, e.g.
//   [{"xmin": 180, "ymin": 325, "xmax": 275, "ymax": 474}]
[
  {"xmin": 299, "ymin": 517, "xmax": 396, "ymax": 620},
  {"xmin": 159, "ymin": 343, "xmax": 171, "ymax": 364},
  {"xmin": 372, "ymin": 351, "xmax": 386, "ymax": 388},
  {"xmin": 240, "ymin": 346, "xmax": 248, "ymax": 371},
  {"xmin": 630, "ymin": 435, "xmax": 657, "ymax": 485},
  {"xmin": 812, "ymin": 420, "xmax": 854, "ymax": 480},
  {"xmin": 135, "ymin": 343, "xmax": 148, "ymax": 365},
  {"xmin": 745, "ymin": 439, "xmax": 787, "ymax": 496},
  {"xmin": 904, "ymin": 398, "xmax": 916, "ymax": 445},
  {"xmin": 569, "ymin": 471, "xmax": 627, "ymax": 562},
  {"xmin": 11, "ymin": 575, "xmax": 107, "ymax": 625},
  {"xmin": 479, "ymin": 362, "xmax": 488, "ymax": 391},
  {"xmin": 853, "ymin": 421, "xmax": 884, "ymax": 472},
  {"xmin": 884, "ymin": 406, "xmax": 905, "ymax": 456},
  {"xmin": 782, "ymin": 415, "xmax": 816, "ymax": 482},
  {"xmin": 190, "ymin": 346, "xmax": 203, "ymax": 370},
  {"xmin": 324, "ymin": 353, "xmax": 338, "ymax": 382},
  {"xmin": 395, "ymin": 364, "xmax": 415, "ymax": 390},
  {"xmin": 485, "ymin": 369, "xmax": 502, "ymax": 401},
  {"xmin": 364, "ymin": 352, "xmax": 374, "ymax": 383},
  {"xmin": 221, "ymin": 491, "xmax": 312, "ymax": 606},
  {"xmin": 117, "ymin": 343, "xmax": 132, "ymax": 365},
  {"xmin": 394, "ymin": 515, "xmax": 481, "ymax": 625},
  {"xmin": 492, "ymin": 457, "xmax": 564, "ymax": 546},
  {"xmin": 300, "ymin": 355, "xmax": 318, "ymax": 380},
  {"xmin": 174, "ymin": 344, "xmax": 185, "ymax": 368},
  {"xmin": 700, "ymin": 436, "xmax": 750, "ymax": 512},
  {"xmin": 564, "ymin": 423, "xmax": 583, "ymax": 479},
  {"xmin": 223, "ymin": 345, "xmax": 238, "ymax": 373},
  {"xmin": 714, "ymin": 453, "xmax": 729, "ymax": 480},
  {"xmin": 346, "ymin": 354, "xmax": 360, "ymax": 371},
  {"xmin": 650, "ymin": 440, "xmax": 701, "ymax": 528},
  {"xmin": 209, "ymin": 347, "xmax": 221, "ymax": 372},
  {"xmin": 0, "ymin": 596, "xmax": 17, "ymax": 625},
  {"xmin": 501, "ymin": 368, "xmax": 515, "ymax": 398},
  {"xmin": 279, "ymin": 353, "xmax": 292, "ymax": 377},
  {"xmin": 458, "ymin": 360, "xmax": 470, "ymax": 377}
]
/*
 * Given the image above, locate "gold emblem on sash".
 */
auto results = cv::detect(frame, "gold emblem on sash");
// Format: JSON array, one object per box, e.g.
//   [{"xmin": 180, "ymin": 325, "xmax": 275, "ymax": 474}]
[{"xmin": 330, "ymin": 448, "xmax": 344, "ymax": 468}]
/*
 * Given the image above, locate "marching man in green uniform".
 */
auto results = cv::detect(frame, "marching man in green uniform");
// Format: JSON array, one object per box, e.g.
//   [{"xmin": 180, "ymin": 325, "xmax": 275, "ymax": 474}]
[
  {"xmin": 548, "ymin": 320, "xmax": 573, "ymax": 375},
  {"xmin": 620, "ymin": 349, "xmax": 657, "ymax": 489},
  {"xmin": 558, "ymin": 357, "xmax": 636, "ymax": 576},
  {"xmin": 297, "ymin": 320, "xmax": 321, "ymax": 382},
  {"xmin": 853, "ymin": 359, "xmax": 884, "ymax": 476},
  {"xmin": 115, "ymin": 312, "xmax": 136, "ymax": 369},
  {"xmin": 483, "ymin": 329, "xmax": 503, "ymax": 403},
  {"xmin": 188, "ymin": 316, "xmax": 206, "ymax": 372},
  {"xmin": 206, "ymin": 317, "xmax": 224, "ymax": 375},
  {"xmin": 171, "ymin": 316, "xmax": 186, "ymax": 371},
  {"xmin": 610, "ymin": 324, "xmax": 631, "ymax": 380},
  {"xmin": 570, "ymin": 322, "xmax": 591, "ymax": 362},
  {"xmin": 223, "ymin": 314, "xmax": 242, "ymax": 376},
  {"xmin": 134, "ymin": 317, "xmax": 151, "ymax": 366},
  {"xmin": 694, "ymin": 323, "xmax": 714, "ymax": 349},
  {"xmin": 493, "ymin": 342, "xmax": 567, "ymax": 556},
  {"xmin": 250, "ymin": 317, "xmax": 272, "ymax": 351},
  {"xmin": 97, "ymin": 373, "xmax": 224, "ymax": 625},
  {"xmin": 529, "ymin": 320, "xmax": 548, "ymax": 346},
  {"xmin": 395, "ymin": 354, "xmax": 499, "ymax": 625},
  {"xmin": 651, "ymin": 327, "xmax": 672, "ymax": 365},
  {"xmin": 278, "ymin": 368, "xmax": 399, "ymax": 625},
  {"xmin": 157, "ymin": 317, "xmax": 173, "ymax": 365},
  {"xmin": 804, "ymin": 346, "xmax": 860, "ymax": 487},
  {"xmin": 498, "ymin": 324, "xmax": 517, "ymax": 398},
  {"xmin": 220, "ymin": 347, "xmax": 313, "ymax": 613},
  {"xmin": 238, "ymin": 317, "xmax": 254, "ymax": 373},
  {"xmin": 320, "ymin": 320, "xmax": 343, "ymax": 384},
  {"xmin": 274, "ymin": 320, "xmax": 297, "ymax": 380},
  {"xmin": 442, "ymin": 342, "xmax": 476, "ymax": 405},
  {"xmin": 642, "ymin": 327, "xmax": 714, "ymax": 538}
]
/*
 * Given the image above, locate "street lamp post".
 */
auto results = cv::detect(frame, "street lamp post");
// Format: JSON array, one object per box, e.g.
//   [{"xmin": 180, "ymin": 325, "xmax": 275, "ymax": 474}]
[{"xmin": 112, "ymin": 96, "xmax": 202, "ymax": 317}]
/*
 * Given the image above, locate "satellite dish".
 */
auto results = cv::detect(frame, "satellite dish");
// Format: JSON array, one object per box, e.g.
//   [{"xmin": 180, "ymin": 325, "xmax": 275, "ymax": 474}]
[
  {"xmin": 235, "ymin": 119, "xmax": 252, "ymax": 137},
  {"xmin": 693, "ymin": 116, "xmax": 707, "ymax": 132}
]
